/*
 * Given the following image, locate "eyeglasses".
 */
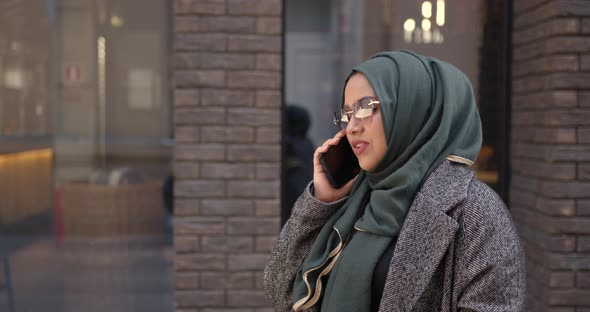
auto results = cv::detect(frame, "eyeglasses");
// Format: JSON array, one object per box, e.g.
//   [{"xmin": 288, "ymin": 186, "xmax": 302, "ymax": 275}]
[{"xmin": 333, "ymin": 96, "xmax": 380, "ymax": 130}]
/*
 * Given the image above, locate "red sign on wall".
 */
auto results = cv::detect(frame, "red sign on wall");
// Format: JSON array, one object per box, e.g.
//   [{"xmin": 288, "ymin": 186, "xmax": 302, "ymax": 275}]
[{"xmin": 64, "ymin": 64, "xmax": 81, "ymax": 83}]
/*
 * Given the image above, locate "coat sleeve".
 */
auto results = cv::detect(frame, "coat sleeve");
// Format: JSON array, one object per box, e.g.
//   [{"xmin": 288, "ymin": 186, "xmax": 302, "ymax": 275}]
[
  {"xmin": 263, "ymin": 183, "xmax": 347, "ymax": 312},
  {"xmin": 456, "ymin": 179, "xmax": 527, "ymax": 312}
]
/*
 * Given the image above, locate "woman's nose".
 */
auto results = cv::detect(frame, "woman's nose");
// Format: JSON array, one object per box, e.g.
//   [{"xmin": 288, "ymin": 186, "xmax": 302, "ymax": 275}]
[{"xmin": 346, "ymin": 116, "xmax": 362, "ymax": 134}]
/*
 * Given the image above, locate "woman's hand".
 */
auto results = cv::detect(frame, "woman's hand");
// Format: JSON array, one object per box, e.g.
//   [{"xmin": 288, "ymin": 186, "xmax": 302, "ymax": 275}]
[{"xmin": 312, "ymin": 130, "xmax": 358, "ymax": 203}]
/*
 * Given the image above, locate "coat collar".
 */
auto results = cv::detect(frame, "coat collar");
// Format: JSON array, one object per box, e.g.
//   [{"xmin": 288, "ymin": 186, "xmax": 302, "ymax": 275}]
[{"xmin": 380, "ymin": 160, "xmax": 474, "ymax": 311}]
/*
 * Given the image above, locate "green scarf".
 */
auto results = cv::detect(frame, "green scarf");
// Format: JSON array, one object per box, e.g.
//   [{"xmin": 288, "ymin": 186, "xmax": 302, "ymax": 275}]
[{"xmin": 291, "ymin": 51, "xmax": 482, "ymax": 311}]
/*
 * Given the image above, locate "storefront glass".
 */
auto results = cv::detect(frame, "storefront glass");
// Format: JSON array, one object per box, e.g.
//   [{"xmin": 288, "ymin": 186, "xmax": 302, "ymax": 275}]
[
  {"xmin": 283, "ymin": 0, "xmax": 510, "ymax": 222},
  {"xmin": 0, "ymin": 0, "xmax": 173, "ymax": 311}
]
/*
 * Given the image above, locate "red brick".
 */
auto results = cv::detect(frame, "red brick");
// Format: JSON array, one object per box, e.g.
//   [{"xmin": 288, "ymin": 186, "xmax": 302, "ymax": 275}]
[
  {"xmin": 175, "ymin": 16, "xmax": 200, "ymax": 32},
  {"xmin": 201, "ymin": 199, "xmax": 255, "ymax": 216},
  {"xmin": 544, "ymin": 145, "xmax": 590, "ymax": 162},
  {"xmin": 227, "ymin": 0, "xmax": 281, "ymax": 16},
  {"xmin": 175, "ymin": 180, "xmax": 225, "ymax": 197},
  {"xmin": 509, "ymin": 189, "xmax": 536, "ymax": 210},
  {"xmin": 511, "ymin": 110, "xmax": 544, "ymax": 126},
  {"xmin": 174, "ymin": 162, "xmax": 200, "ymax": 179},
  {"xmin": 175, "ymin": 53, "xmax": 201, "ymax": 69},
  {"xmin": 176, "ymin": 272, "xmax": 200, "ymax": 289},
  {"xmin": 255, "ymin": 236, "xmax": 277, "ymax": 252},
  {"xmin": 228, "ymin": 35, "xmax": 281, "ymax": 53},
  {"xmin": 519, "ymin": 223, "xmax": 576, "ymax": 251},
  {"xmin": 228, "ymin": 71, "xmax": 281, "ymax": 89},
  {"xmin": 512, "ymin": 159, "xmax": 576, "ymax": 180},
  {"xmin": 255, "ymin": 199, "xmax": 280, "ymax": 216},
  {"xmin": 175, "ymin": 89, "xmax": 200, "ymax": 106},
  {"xmin": 175, "ymin": 217, "xmax": 226, "ymax": 235},
  {"xmin": 198, "ymin": 16, "xmax": 256, "ymax": 33},
  {"xmin": 512, "ymin": 54, "xmax": 579, "ymax": 78},
  {"xmin": 227, "ymin": 254, "xmax": 270, "ymax": 271},
  {"xmin": 256, "ymin": 53, "xmax": 281, "ymax": 70},
  {"xmin": 175, "ymin": 70, "xmax": 225, "ymax": 88},
  {"xmin": 200, "ymin": 52, "xmax": 256, "ymax": 69},
  {"xmin": 175, "ymin": 254, "xmax": 226, "ymax": 271},
  {"xmin": 174, "ymin": 0, "xmax": 225, "ymax": 15},
  {"xmin": 226, "ymin": 289, "xmax": 269, "ymax": 307},
  {"xmin": 174, "ymin": 107, "xmax": 225, "ymax": 125},
  {"xmin": 227, "ymin": 145, "xmax": 280, "ymax": 162},
  {"xmin": 548, "ymin": 289, "xmax": 590, "ymax": 306},
  {"xmin": 514, "ymin": 0, "xmax": 590, "ymax": 30},
  {"xmin": 175, "ymin": 33, "xmax": 227, "ymax": 52},
  {"xmin": 545, "ymin": 36, "xmax": 590, "ymax": 54},
  {"xmin": 548, "ymin": 253, "xmax": 590, "ymax": 270},
  {"xmin": 513, "ymin": 18, "xmax": 579, "ymax": 46},
  {"xmin": 227, "ymin": 217, "xmax": 279, "ymax": 235},
  {"xmin": 511, "ymin": 173, "xmax": 540, "ymax": 193},
  {"xmin": 176, "ymin": 289, "xmax": 225, "ymax": 308},
  {"xmin": 579, "ymin": 237, "xmax": 590, "ymax": 252},
  {"xmin": 578, "ymin": 271, "xmax": 590, "ymax": 288},
  {"xmin": 514, "ymin": 0, "xmax": 553, "ymax": 15},
  {"xmin": 255, "ymin": 271, "xmax": 265, "ymax": 289},
  {"xmin": 582, "ymin": 54, "xmax": 590, "ymax": 71},
  {"xmin": 256, "ymin": 17, "xmax": 282, "ymax": 34},
  {"xmin": 227, "ymin": 181, "xmax": 278, "ymax": 198},
  {"xmin": 579, "ymin": 200, "xmax": 590, "ymax": 216},
  {"xmin": 512, "ymin": 91, "xmax": 577, "ymax": 109},
  {"xmin": 175, "ymin": 144, "xmax": 225, "ymax": 161},
  {"xmin": 175, "ymin": 199, "xmax": 200, "ymax": 216},
  {"xmin": 201, "ymin": 126, "xmax": 255, "ymax": 144},
  {"xmin": 535, "ymin": 198, "xmax": 576, "ymax": 217},
  {"xmin": 513, "ymin": 40, "xmax": 544, "ymax": 62},
  {"xmin": 582, "ymin": 91, "xmax": 590, "ymax": 107},
  {"xmin": 256, "ymin": 163, "xmax": 280, "ymax": 180},
  {"xmin": 201, "ymin": 88, "xmax": 256, "ymax": 107},
  {"xmin": 256, "ymin": 90, "xmax": 282, "ymax": 108},
  {"xmin": 201, "ymin": 163, "xmax": 256, "ymax": 179},
  {"xmin": 176, "ymin": 236, "xmax": 201, "ymax": 254},
  {"xmin": 227, "ymin": 108, "xmax": 280, "ymax": 126},
  {"xmin": 579, "ymin": 163, "xmax": 590, "ymax": 180},
  {"xmin": 256, "ymin": 127, "xmax": 281, "ymax": 144},
  {"xmin": 513, "ymin": 127, "xmax": 576, "ymax": 144},
  {"xmin": 176, "ymin": 126, "xmax": 200, "ymax": 143},
  {"xmin": 201, "ymin": 272, "xmax": 254, "ymax": 289},
  {"xmin": 539, "ymin": 181, "xmax": 590, "ymax": 199},
  {"xmin": 202, "ymin": 236, "xmax": 254, "ymax": 253},
  {"xmin": 548, "ymin": 271, "xmax": 575, "ymax": 288}
]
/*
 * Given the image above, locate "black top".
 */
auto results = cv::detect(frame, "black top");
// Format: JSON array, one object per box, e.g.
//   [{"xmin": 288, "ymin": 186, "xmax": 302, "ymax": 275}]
[{"xmin": 371, "ymin": 236, "xmax": 398, "ymax": 312}]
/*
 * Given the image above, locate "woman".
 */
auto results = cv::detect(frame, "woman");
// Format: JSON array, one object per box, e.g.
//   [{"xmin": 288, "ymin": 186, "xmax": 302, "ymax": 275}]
[{"xmin": 264, "ymin": 51, "xmax": 526, "ymax": 312}]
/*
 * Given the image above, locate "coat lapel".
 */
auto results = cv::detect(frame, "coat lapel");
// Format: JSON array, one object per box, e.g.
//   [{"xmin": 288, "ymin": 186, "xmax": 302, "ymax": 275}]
[{"xmin": 380, "ymin": 161, "xmax": 474, "ymax": 311}]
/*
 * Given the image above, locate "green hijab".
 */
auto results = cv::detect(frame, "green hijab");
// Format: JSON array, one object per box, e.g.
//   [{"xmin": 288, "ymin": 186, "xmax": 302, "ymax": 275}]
[{"xmin": 291, "ymin": 51, "xmax": 482, "ymax": 311}]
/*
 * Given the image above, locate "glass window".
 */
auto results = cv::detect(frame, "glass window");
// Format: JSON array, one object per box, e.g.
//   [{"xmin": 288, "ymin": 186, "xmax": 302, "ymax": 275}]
[
  {"xmin": 283, "ymin": 0, "xmax": 509, "ymax": 223},
  {"xmin": 0, "ymin": 0, "xmax": 173, "ymax": 311}
]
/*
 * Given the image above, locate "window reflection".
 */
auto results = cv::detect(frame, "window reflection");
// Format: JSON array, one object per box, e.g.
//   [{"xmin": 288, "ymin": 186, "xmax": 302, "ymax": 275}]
[{"xmin": 0, "ymin": 0, "xmax": 173, "ymax": 310}]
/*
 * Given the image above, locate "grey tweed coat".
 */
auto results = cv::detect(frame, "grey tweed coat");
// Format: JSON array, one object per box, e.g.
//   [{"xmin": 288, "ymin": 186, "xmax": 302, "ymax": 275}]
[{"xmin": 264, "ymin": 160, "xmax": 526, "ymax": 311}]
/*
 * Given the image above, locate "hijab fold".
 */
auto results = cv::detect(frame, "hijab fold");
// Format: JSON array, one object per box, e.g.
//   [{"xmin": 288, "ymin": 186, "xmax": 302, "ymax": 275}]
[{"xmin": 292, "ymin": 51, "xmax": 482, "ymax": 312}]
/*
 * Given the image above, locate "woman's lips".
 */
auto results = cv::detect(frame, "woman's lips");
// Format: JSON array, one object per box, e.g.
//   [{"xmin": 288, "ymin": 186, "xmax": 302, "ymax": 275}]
[{"xmin": 350, "ymin": 140, "xmax": 369, "ymax": 155}]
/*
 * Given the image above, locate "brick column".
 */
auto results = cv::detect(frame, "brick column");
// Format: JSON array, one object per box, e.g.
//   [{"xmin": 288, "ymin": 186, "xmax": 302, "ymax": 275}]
[
  {"xmin": 511, "ymin": 1, "xmax": 590, "ymax": 310},
  {"xmin": 172, "ymin": 0, "xmax": 282, "ymax": 310}
]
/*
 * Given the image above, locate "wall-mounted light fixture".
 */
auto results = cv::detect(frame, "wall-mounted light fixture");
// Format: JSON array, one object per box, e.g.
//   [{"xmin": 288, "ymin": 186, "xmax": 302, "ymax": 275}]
[{"xmin": 403, "ymin": 1, "xmax": 444, "ymax": 44}]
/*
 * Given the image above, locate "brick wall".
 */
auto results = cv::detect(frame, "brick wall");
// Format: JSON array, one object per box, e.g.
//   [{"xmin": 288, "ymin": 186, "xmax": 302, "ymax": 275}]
[
  {"xmin": 173, "ymin": 0, "xmax": 282, "ymax": 310},
  {"xmin": 511, "ymin": 0, "xmax": 590, "ymax": 310}
]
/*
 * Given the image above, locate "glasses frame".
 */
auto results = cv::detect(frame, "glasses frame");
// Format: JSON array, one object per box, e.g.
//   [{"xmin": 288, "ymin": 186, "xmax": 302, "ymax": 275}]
[{"xmin": 333, "ymin": 96, "xmax": 380, "ymax": 130}]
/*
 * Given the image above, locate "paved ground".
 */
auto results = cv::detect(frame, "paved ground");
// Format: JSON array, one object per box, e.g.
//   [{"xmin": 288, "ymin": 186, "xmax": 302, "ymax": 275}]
[{"xmin": 0, "ymin": 236, "xmax": 174, "ymax": 312}]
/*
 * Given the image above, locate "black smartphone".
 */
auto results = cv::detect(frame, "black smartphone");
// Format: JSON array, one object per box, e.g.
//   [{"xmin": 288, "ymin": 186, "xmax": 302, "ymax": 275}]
[{"xmin": 318, "ymin": 136, "xmax": 361, "ymax": 189}]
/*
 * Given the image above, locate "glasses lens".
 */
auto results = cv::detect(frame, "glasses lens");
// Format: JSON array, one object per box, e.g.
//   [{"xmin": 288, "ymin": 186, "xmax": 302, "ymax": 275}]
[
  {"xmin": 333, "ymin": 109, "xmax": 350, "ymax": 130},
  {"xmin": 353, "ymin": 97, "xmax": 376, "ymax": 119}
]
